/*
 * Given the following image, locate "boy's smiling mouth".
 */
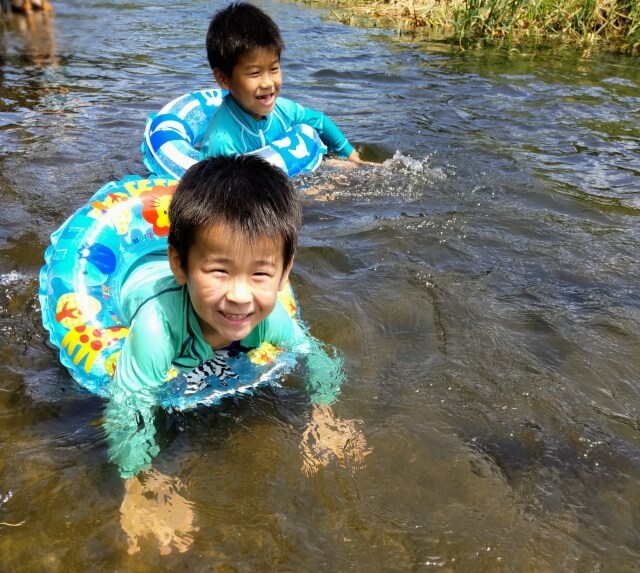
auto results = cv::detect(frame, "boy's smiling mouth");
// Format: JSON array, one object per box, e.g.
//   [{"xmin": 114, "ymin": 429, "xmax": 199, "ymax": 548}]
[
  {"xmin": 220, "ymin": 311, "xmax": 251, "ymax": 321},
  {"xmin": 256, "ymin": 93, "xmax": 275, "ymax": 104}
]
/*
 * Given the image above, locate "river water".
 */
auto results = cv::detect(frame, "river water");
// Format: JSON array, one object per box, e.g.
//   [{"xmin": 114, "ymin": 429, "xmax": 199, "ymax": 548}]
[{"xmin": 1, "ymin": 0, "xmax": 639, "ymax": 571}]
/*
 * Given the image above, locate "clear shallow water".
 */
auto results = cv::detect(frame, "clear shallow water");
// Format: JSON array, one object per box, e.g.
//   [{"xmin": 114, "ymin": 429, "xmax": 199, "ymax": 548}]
[{"xmin": 1, "ymin": 0, "xmax": 639, "ymax": 570}]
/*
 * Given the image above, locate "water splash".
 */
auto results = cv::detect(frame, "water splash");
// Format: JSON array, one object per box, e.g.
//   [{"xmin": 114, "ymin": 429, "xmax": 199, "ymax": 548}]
[
  {"xmin": 383, "ymin": 150, "xmax": 434, "ymax": 174},
  {"xmin": 0, "ymin": 271, "xmax": 28, "ymax": 286}
]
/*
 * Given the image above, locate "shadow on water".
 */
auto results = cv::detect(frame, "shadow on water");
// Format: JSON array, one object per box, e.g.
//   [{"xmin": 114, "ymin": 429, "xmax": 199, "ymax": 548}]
[{"xmin": 1, "ymin": 0, "xmax": 640, "ymax": 570}]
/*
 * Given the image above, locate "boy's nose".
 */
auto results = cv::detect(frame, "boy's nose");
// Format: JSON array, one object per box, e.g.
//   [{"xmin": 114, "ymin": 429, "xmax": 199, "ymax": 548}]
[
  {"xmin": 226, "ymin": 279, "xmax": 252, "ymax": 304},
  {"xmin": 260, "ymin": 74, "xmax": 274, "ymax": 88}
]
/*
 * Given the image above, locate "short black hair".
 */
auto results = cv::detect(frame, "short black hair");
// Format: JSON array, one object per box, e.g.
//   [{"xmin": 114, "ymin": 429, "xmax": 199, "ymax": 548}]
[
  {"xmin": 168, "ymin": 155, "xmax": 301, "ymax": 273},
  {"xmin": 206, "ymin": 1, "xmax": 285, "ymax": 76}
]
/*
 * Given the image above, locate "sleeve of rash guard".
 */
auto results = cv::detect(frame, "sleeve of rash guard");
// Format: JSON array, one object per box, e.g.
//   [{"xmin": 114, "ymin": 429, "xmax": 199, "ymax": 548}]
[
  {"xmin": 105, "ymin": 306, "xmax": 175, "ymax": 477},
  {"xmin": 281, "ymin": 98, "xmax": 354, "ymax": 159},
  {"xmin": 299, "ymin": 335, "xmax": 345, "ymax": 406}
]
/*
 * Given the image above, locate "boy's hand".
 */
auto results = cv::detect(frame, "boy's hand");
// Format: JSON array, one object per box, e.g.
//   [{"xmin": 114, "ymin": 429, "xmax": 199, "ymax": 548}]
[
  {"xmin": 300, "ymin": 404, "xmax": 372, "ymax": 476},
  {"xmin": 120, "ymin": 469, "xmax": 198, "ymax": 556},
  {"xmin": 346, "ymin": 149, "xmax": 379, "ymax": 166}
]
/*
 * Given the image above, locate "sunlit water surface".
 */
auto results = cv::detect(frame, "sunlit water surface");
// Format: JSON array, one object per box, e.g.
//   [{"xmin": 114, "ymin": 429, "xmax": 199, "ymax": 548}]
[{"xmin": 1, "ymin": 0, "xmax": 639, "ymax": 570}]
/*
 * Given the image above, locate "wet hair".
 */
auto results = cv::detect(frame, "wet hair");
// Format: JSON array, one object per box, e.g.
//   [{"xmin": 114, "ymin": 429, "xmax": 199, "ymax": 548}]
[
  {"xmin": 205, "ymin": 1, "xmax": 285, "ymax": 76},
  {"xmin": 168, "ymin": 155, "xmax": 302, "ymax": 273}
]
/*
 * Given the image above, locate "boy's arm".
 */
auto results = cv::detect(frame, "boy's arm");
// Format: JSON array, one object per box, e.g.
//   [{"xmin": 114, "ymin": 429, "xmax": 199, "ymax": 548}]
[
  {"xmin": 247, "ymin": 298, "xmax": 345, "ymax": 405},
  {"xmin": 280, "ymin": 98, "xmax": 356, "ymax": 160},
  {"xmin": 253, "ymin": 294, "xmax": 370, "ymax": 472},
  {"xmin": 297, "ymin": 335, "xmax": 345, "ymax": 406},
  {"xmin": 270, "ymin": 313, "xmax": 371, "ymax": 474},
  {"xmin": 105, "ymin": 307, "xmax": 175, "ymax": 477}
]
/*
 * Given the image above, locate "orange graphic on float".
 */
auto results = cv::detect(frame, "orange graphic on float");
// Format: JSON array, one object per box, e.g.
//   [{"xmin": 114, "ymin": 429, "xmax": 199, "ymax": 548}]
[
  {"xmin": 140, "ymin": 186, "xmax": 175, "ymax": 236},
  {"xmin": 88, "ymin": 192, "xmax": 133, "ymax": 235}
]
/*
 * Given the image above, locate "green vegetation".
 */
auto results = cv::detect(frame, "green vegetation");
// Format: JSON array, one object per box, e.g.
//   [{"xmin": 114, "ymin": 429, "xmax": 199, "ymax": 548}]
[{"xmin": 294, "ymin": 0, "xmax": 640, "ymax": 54}]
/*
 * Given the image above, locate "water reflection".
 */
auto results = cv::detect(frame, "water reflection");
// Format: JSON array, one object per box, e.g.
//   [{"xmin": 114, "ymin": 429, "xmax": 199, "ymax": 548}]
[{"xmin": 1, "ymin": 6, "xmax": 58, "ymax": 83}]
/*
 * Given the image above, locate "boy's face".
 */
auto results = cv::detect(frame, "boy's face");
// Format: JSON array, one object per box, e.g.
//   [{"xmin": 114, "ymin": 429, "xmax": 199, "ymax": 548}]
[
  {"xmin": 214, "ymin": 48, "xmax": 282, "ymax": 120},
  {"xmin": 169, "ymin": 222, "xmax": 290, "ymax": 350}
]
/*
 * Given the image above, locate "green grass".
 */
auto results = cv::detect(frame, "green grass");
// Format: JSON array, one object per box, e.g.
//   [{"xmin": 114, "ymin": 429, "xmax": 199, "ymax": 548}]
[{"xmin": 294, "ymin": 0, "xmax": 640, "ymax": 54}]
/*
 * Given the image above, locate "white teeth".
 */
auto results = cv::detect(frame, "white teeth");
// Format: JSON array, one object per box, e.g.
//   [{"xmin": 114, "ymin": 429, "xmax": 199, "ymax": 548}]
[{"xmin": 222, "ymin": 312, "xmax": 248, "ymax": 320}]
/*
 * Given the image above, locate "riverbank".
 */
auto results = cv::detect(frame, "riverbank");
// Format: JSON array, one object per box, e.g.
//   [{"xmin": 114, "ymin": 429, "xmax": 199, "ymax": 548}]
[{"xmin": 294, "ymin": 0, "xmax": 640, "ymax": 55}]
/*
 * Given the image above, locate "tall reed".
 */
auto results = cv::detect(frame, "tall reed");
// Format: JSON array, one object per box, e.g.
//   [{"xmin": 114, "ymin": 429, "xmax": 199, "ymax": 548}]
[
  {"xmin": 454, "ymin": 0, "xmax": 639, "ymax": 53},
  {"xmin": 298, "ymin": 0, "xmax": 639, "ymax": 54}
]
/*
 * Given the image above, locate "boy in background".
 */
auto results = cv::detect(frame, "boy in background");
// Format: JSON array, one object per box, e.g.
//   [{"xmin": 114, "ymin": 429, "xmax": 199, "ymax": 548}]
[{"xmin": 200, "ymin": 1, "xmax": 366, "ymax": 164}]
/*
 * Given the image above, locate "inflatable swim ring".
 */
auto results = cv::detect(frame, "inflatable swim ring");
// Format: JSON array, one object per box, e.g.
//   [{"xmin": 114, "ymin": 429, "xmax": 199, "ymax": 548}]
[
  {"xmin": 141, "ymin": 89, "xmax": 326, "ymax": 179},
  {"xmin": 38, "ymin": 175, "xmax": 302, "ymax": 411}
]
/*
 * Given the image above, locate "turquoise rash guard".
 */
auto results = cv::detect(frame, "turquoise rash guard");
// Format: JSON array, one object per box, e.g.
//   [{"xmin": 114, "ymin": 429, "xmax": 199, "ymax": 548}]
[
  {"xmin": 105, "ymin": 258, "xmax": 344, "ymax": 477},
  {"xmin": 199, "ymin": 94, "xmax": 354, "ymax": 160}
]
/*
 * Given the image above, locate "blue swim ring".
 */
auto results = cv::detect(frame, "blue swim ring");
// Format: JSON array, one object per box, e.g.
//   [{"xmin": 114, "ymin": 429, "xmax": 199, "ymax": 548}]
[
  {"xmin": 141, "ymin": 89, "xmax": 326, "ymax": 179},
  {"xmin": 39, "ymin": 175, "xmax": 303, "ymax": 410}
]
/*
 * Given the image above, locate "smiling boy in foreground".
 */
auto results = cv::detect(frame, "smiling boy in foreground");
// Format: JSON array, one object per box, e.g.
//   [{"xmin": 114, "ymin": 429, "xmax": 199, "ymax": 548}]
[{"xmin": 105, "ymin": 155, "xmax": 370, "ymax": 554}]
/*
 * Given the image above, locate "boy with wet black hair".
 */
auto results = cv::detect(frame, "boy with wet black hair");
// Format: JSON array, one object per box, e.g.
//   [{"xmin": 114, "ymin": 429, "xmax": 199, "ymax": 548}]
[
  {"xmin": 109, "ymin": 155, "xmax": 333, "ymax": 474},
  {"xmin": 200, "ymin": 1, "xmax": 366, "ymax": 164},
  {"xmin": 106, "ymin": 155, "xmax": 370, "ymax": 554}
]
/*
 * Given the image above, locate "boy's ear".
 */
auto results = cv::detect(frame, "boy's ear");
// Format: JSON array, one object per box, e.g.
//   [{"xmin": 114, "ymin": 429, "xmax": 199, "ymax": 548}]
[
  {"xmin": 168, "ymin": 245, "xmax": 188, "ymax": 285},
  {"xmin": 213, "ymin": 68, "xmax": 230, "ymax": 90}
]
